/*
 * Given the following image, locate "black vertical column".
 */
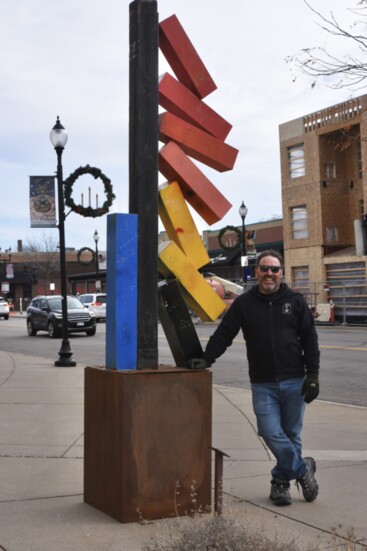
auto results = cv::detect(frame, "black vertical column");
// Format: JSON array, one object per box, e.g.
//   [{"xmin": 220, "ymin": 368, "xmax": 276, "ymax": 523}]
[{"xmin": 129, "ymin": 0, "xmax": 159, "ymax": 369}]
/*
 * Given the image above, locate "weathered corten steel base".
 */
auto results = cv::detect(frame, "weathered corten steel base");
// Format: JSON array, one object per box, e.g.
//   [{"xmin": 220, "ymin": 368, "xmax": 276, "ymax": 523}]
[{"xmin": 84, "ymin": 366, "xmax": 212, "ymax": 523}]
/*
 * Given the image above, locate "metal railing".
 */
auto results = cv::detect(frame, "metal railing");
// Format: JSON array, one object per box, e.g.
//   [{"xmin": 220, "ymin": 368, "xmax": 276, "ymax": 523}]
[{"xmin": 285, "ymin": 280, "xmax": 367, "ymax": 325}]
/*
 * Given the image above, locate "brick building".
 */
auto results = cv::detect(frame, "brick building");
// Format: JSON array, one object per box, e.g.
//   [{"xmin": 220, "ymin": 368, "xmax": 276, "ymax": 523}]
[
  {"xmin": 0, "ymin": 241, "xmax": 106, "ymax": 311},
  {"xmin": 279, "ymin": 95, "xmax": 367, "ymax": 322},
  {"xmin": 202, "ymin": 218, "xmax": 283, "ymax": 255}
]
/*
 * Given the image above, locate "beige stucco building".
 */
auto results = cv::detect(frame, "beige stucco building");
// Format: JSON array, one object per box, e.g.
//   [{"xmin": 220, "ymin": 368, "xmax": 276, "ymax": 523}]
[{"xmin": 279, "ymin": 95, "xmax": 367, "ymax": 322}]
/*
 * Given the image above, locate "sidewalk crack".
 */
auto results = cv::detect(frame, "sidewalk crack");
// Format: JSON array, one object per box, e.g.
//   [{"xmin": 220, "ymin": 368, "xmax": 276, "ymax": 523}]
[{"xmin": 61, "ymin": 433, "xmax": 84, "ymax": 458}]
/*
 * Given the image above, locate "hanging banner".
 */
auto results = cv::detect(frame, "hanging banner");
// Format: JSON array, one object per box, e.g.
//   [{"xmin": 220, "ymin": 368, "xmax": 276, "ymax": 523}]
[
  {"xmin": 29, "ymin": 176, "xmax": 56, "ymax": 228},
  {"xmin": 6, "ymin": 263, "xmax": 14, "ymax": 279}
]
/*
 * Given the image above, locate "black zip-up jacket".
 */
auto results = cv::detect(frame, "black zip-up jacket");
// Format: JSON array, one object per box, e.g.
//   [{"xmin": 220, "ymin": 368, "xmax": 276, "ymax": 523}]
[{"xmin": 203, "ymin": 283, "xmax": 320, "ymax": 383}]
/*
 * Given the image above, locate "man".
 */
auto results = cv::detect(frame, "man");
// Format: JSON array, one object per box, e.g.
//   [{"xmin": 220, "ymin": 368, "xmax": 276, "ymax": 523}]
[{"xmin": 187, "ymin": 250, "xmax": 320, "ymax": 506}]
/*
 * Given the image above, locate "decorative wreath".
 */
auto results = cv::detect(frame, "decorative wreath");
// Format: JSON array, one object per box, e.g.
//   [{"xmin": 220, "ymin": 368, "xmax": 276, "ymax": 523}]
[
  {"xmin": 77, "ymin": 247, "xmax": 95, "ymax": 265},
  {"xmin": 218, "ymin": 225, "xmax": 242, "ymax": 251},
  {"xmin": 64, "ymin": 165, "xmax": 115, "ymax": 218}
]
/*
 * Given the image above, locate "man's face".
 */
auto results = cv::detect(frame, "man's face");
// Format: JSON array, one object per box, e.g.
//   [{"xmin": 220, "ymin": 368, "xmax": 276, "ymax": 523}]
[{"xmin": 255, "ymin": 255, "xmax": 283, "ymax": 294}]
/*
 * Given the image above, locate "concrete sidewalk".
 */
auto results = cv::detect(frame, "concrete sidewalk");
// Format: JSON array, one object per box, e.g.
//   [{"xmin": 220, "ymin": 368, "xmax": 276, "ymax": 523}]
[{"xmin": 0, "ymin": 350, "xmax": 366, "ymax": 550}]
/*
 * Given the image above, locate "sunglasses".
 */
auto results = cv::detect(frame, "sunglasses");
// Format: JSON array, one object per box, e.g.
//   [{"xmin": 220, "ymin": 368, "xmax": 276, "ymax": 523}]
[{"xmin": 258, "ymin": 265, "xmax": 282, "ymax": 274}]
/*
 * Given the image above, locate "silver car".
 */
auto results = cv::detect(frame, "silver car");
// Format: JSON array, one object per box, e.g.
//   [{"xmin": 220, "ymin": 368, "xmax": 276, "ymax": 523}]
[
  {"xmin": 0, "ymin": 297, "xmax": 10, "ymax": 320},
  {"xmin": 78, "ymin": 293, "xmax": 106, "ymax": 322}
]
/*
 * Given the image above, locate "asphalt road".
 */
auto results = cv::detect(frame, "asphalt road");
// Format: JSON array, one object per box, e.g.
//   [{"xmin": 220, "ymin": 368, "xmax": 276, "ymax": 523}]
[{"xmin": 1, "ymin": 316, "xmax": 367, "ymax": 406}]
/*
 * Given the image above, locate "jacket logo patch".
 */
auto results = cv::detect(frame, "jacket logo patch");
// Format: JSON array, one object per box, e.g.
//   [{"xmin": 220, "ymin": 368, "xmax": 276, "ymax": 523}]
[{"xmin": 282, "ymin": 303, "xmax": 292, "ymax": 314}]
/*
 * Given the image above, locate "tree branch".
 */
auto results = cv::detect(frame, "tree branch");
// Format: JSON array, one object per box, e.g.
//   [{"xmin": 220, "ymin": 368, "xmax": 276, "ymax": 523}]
[{"xmin": 287, "ymin": 0, "xmax": 367, "ymax": 90}]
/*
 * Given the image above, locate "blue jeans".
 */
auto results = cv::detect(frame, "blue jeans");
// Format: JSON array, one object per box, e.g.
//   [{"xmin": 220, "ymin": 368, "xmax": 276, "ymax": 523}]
[{"xmin": 252, "ymin": 378, "xmax": 307, "ymax": 481}]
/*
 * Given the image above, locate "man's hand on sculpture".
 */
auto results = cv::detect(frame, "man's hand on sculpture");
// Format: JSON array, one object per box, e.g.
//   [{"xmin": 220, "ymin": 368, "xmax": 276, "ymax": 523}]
[{"xmin": 186, "ymin": 358, "xmax": 210, "ymax": 370}]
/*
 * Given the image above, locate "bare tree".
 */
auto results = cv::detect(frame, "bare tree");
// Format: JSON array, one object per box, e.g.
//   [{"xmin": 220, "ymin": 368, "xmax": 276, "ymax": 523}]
[
  {"xmin": 23, "ymin": 233, "xmax": 59, "ymax": 293},
  {"xmin": 286, "ymin": 1, "xmax": 367, "ymax": 90}
]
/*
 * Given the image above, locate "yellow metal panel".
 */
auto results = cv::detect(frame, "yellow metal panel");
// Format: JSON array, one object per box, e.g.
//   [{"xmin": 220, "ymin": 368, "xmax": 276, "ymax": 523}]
[
  {"xmin": 159, "ymin": 182, "xmax": 210, "ymax": 270},
  {"xmin": 158, "ymin": 240, "xmax": 226, "ymax": 321}
]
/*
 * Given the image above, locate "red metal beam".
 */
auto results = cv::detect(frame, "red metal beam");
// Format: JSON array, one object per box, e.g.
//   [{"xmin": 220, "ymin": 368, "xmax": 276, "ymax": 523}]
[
  {"xmin": 159, "ymin": 72, "xmax": 232, "ymax": 141},
  {"xmin": 159, "ymin": 112, "xmax": 238, "ymax": 172},
  {"xmin": 159, "ymin": 14, "xmax": 217, "ymax": 99},
  {"xmin": 159, "ymin": 141, "xmax": 232, "ymax": 225}
]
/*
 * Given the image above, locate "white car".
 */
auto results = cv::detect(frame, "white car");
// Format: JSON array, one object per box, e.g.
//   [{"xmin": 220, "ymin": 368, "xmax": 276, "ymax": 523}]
[
  {"xmin": 0, "ymin": 297, "xmax": 10, "ymax": 320},
  {"xmin": 78, "ymin": 293, "xmax": 106, "ymax": 322}
]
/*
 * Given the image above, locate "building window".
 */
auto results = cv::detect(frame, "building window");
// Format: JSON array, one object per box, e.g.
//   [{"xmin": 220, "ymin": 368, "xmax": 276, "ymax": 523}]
[
  {"xmin": 360, "ymin": 199, "xmax": 365, "ymax": 216},
  {"xmin": 291, "ymin": 266, "xmax": 310, "ymax": 293},
  {"xmin": 325, "ymin": 227, "xmax": 338, "ymax": 242},
  {"xmin": 291, "ymin": 266, "xmax": 313, "ymax": 306},
  {"xmin": 324, "ymin": 163, "xmax": 336, "ymax": 179},
  {"xmin": 288, "ymin": 144, "xmax": 305, "ymax": 178},
  {"xmin": 291, "ymin": 206, "xmax": 308, "ymax": 239}
]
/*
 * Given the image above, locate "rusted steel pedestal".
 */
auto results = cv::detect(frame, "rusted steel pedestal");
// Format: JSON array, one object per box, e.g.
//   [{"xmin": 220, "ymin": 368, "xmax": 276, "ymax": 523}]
[{"xmin": 84, "ymin": 366, "xmax": 212, "ymax": 523}]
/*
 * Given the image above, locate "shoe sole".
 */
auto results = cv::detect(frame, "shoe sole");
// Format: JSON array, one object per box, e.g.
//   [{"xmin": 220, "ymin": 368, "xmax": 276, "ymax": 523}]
[{"xmin": 270, "ymin": 496, "xmax": 292, "ymax": 506}]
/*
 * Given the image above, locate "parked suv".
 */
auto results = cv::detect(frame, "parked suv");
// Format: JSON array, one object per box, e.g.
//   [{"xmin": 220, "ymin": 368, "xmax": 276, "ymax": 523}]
[
  {"xmin": 78, "ymin": 293, "xmax": 106, "ymax": 322},
  {"xmin": 0, "ymin": 297, "xmax": 10, "ymax": 320},
  {"xmin": 26, "ymin": 295, "xmax": 96, "ymax": 338}
]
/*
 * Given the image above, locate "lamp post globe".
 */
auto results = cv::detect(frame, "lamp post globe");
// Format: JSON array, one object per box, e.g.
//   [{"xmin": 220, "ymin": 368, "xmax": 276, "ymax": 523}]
[
  {"xmin": 93, "ymin": 230, "xmax": 100, "ymax": 244},
  {"xmin": 51, "ymin": 117, "xmax": 76, "ymax": 367},
  {"xmin": 50, "ymin": 116, "xmax": 68, "ymax": 149},
  {"xmin": 238, "ymin": 201, "xmax": 248, "ymax": 256}
]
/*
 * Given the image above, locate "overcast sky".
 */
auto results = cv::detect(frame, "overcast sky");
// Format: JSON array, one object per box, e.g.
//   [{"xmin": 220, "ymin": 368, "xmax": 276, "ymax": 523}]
[{"xmin": 0, "ymin": 0, "xmax": 358, "ymax": 252}]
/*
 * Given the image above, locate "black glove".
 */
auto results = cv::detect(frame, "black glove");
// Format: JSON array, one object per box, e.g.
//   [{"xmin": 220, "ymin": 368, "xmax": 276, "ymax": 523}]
[
  {"xmin": 301, "ymin": 373, "xmax": 319, "ymax": 404},
  {"xmin": 186, "ymin": 358, "xmax": 210, "ymax": 370}
]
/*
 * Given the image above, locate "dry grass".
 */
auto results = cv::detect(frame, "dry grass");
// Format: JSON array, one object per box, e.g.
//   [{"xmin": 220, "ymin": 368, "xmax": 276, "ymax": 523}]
[
  {"xmin": 142, "ymin": 512, "xmax": 302, "ymax": 551},
  {"xmin": 317, "ymin": 525, "xmax": 365, "ymax": 551},
  {"xmin": 141, "ymin": 482, "xmax": 366, "ymax": 551},
  {"xmin": 142, "ymin": 513, "xmax": 367, "ymax": 551}
]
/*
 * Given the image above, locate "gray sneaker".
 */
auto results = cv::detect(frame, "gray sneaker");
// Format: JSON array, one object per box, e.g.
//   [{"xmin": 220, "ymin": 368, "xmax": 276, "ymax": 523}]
[
  {"xmin": 269, "ymin": 478, "xmax": 292, "ymax": 506},
  {"xmin": 296, "ymin": 457, "xmax": 319, "ymax": 502}
]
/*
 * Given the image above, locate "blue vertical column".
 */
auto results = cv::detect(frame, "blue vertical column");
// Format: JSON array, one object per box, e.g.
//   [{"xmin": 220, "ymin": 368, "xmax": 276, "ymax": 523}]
[{"xmin": 106, "ymin": 213, "xmax": 138, "ymax": 370}]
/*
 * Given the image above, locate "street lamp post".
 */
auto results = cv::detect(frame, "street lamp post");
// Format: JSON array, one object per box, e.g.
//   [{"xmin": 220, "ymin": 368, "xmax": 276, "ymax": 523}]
[
  {"xmin": 239, "ymin": 201, "xmax": 248, "ymax": 285},
  {"xmin": 50, "ymin": 117, "xmax": 76, "ymax": 367},
  {"xmin": 239, "ymin": 201, "xmax": 248, "ymax": 256},
  {"xmin": 93, "ymin": 230, "xmax": 100, "ymax": 291}
]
